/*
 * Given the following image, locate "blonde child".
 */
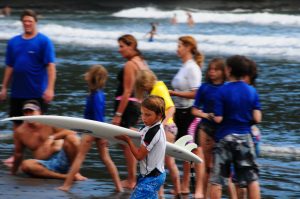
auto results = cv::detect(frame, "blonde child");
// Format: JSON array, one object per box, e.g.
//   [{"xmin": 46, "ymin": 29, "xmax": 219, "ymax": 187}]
[
  {"xmin": 135, "ymin": 70, "xmax": 181, "ymax": 197},
  {"xmin": 58, "ymin": 65, "xmax": 123, "ymax": 192},
  {"xmin": 115, "ymin": 95, "xmax": 167, "ymax": 198}
]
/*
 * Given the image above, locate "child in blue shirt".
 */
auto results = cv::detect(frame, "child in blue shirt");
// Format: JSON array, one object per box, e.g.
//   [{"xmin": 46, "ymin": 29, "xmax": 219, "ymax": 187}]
[
  {"xmin": 58, "ymin": 65, "xmax": 123, "ymax": 192},
  {"xmin": 192, "ymin": 58, "xmax": 226, "ymax": 196},
  {"xmin": 209, "ymin": 55, "xmax": 262, "ymax": 199}
]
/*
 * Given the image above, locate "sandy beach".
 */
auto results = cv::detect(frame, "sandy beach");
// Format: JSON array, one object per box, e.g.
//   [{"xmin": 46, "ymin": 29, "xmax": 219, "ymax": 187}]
[{"xmin": 0, "ymin": 161, "xmax": 134, "ymax": 199}]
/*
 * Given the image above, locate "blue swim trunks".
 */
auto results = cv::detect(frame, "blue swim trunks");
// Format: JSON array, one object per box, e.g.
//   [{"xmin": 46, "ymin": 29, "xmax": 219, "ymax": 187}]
[
  {"xmin": 130, "ymin": 172, "xmax": 166, "ymax": 199},
  {"xmin": 37, "ymin": 150, "xmax": 70, "ymax": 174}
]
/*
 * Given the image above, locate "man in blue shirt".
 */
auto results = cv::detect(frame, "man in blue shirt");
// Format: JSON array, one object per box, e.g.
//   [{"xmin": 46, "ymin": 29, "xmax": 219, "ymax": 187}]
[
  {"xmin": 0, "ymin": 9, "xmax": 56, "ymax": 164},
  {"xmin": 0, "ymin": 9, "xmax": 56, "ymax": 125}
]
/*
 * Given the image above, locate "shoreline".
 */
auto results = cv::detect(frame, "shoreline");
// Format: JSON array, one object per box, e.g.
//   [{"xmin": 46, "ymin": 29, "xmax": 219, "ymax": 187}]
[{"xmin": 4, "ymin": 0, "xmax": 300, "ymax": 12}]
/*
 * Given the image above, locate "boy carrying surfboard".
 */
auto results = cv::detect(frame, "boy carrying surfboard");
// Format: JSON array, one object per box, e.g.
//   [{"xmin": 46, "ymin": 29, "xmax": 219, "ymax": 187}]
[{"xmin": 115, "ymin": 95, "xmax": 167, "ymax": 199}]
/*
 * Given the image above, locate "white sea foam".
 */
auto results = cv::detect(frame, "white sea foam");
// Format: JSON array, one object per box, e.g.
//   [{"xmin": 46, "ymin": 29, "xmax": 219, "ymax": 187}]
[
  {"xmin": 260, "ymin": 144, "xmax": 300, "ymax": 157},
  {"xmin": 41, "ymin": 24, "xmax": 300, "ymax": 60},
  {"xmin": 112, "ymin": 7, "xmax": 300, "ymax": 27},
  {"xmin": 0, "ymin": 20, "xmax": 300, "ymax": 61}
]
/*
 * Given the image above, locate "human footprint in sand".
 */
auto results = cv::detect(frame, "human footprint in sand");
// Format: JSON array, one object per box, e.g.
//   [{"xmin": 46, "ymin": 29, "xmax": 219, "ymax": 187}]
[{"xmin": 11, "ymin": 100, "xmax": 84, "ymax": 181}]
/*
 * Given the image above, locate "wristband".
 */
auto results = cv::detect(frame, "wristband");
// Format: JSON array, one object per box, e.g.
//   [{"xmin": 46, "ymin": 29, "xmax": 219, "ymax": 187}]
[{"xmin": 115, "ymin": 112, "xmax": 122, "ymax": 117}]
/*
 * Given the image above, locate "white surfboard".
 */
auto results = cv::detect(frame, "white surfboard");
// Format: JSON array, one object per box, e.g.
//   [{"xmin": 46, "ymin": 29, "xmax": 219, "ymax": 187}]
[{"xmin": 1, "ymin": 115, "xmax": 202, "ymax": 163}]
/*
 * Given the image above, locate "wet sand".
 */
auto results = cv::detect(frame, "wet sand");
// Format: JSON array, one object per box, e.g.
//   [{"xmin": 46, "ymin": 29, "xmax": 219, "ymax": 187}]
[
  {"xmin": 0, "ymin": 134, "xmax": 193, "ymax": 199},
  {"xmin": 0, "ymin": 160, "xmax": 134, "ymax": 199},
  {"xmin": 0, "ymin": 161, "xmax": 194, "ymax": 199}
]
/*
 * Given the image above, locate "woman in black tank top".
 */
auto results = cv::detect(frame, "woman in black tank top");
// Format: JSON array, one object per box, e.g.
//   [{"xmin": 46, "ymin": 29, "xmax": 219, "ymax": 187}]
[{"xmin": 112, "ymin": 34, "xmax": 149, "ymax": 189}]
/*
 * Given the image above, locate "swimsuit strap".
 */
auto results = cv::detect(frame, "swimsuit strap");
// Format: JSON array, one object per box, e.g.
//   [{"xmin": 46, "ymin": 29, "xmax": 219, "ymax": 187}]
[{"xmin": 131, "ymin": 56, "xmax": 148, "ymax": 70}]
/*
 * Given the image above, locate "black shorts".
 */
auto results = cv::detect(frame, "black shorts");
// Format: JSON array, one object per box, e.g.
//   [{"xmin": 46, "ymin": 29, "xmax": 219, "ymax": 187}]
[
  {"xmin": 114, "ymin": 100, "xmax": 141, "ymax": 128},
  {"xmin": 9, "ymin": 98, "xmax": 48, "ymax": 124},
  {"xmin": 174, "ymin": 107, "xmax": 195, "ymax": 140},
  {"xmin": 198, "ymin": 122, "xmax": 217, "ymax": 138}
]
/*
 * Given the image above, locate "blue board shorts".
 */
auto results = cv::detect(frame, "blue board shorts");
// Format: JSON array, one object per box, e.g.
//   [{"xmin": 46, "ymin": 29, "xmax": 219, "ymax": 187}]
[
  {"xmin": 37, "ymin": 150, "xmax": 70, "ymax": 174},
  {"xmin": 130, "ymin": 172, "xmax": 166, "ymax": 199}
]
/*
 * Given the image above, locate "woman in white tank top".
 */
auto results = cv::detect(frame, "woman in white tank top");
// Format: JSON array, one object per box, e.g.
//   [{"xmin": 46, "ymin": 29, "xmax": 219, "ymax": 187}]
[{"xmin": 169, "ymin": 36, "xmax": 205, "ymax": 198}]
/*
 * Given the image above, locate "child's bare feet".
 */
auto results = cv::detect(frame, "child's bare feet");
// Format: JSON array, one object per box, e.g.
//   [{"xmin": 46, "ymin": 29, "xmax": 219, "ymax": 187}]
[
  {"xmin": 116, "ymin": 187, "xmax": 124, "ymax": 192},
  {"xmin": 57, "ymin": 185, "xmax": 71, "ymax": 192},
  {"xmin": 193, "ymin": 193, "xmax": 204, "ymax": 199},
  {"xmin": 180, "ymin": 189, "xmax": 190, "ymax": 195},
  {"xmin": 74, "ymin": 173, "xmax": 87, "ymax": 181},
  {"xmin": 3, "ymin": 156, "xmax": 14, "ymax": 164},
  {"xmin": 121, "ymin": 179, "xmax": 135, "ymax": 189}
]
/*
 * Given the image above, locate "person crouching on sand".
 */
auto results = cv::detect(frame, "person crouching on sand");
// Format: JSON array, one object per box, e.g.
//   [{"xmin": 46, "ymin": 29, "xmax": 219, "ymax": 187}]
[
  {"xmin": 11, "ymin": 100, "xmax": 84, "ymax": 180},
  {"xmin": 115, "ymin": 95, "xmax": 167, "ymax": 199}
]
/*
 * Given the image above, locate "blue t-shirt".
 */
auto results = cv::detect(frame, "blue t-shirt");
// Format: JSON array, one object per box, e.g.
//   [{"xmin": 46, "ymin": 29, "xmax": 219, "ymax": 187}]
[
  {"xmin": 84, "ymin": 90, "xmax": 105, "ymax": 122},
  {"xmin": 193, "ymin": 82, "xmax": 223, "ymax": 124},
  {"xmin": 5, "ymin": 33, "xmax": 55, "ymax": 98},
  {"xmin": 214, "ymin": 81, "xmax": 261, "ymax": 141}
]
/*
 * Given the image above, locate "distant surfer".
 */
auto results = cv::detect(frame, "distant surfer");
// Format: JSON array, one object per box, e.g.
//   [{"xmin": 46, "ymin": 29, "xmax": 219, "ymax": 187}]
[
  {"xmin": 146, "ymin": 22, "xmax": 157, "ymax": 42},
  {"xmin": 171, "ymin": 13, "xmax": 177, "ymax": 25},
  {"xmin": 115, "ymin": 95, "xmax": 167, "ymax": 198},
  {"xmin": 187, "ymin": 12, "xmax": 195, "ymax": 27},
  {"xmin": 1, "ymin": 5, "xmax": 11, "ymax": 16}
]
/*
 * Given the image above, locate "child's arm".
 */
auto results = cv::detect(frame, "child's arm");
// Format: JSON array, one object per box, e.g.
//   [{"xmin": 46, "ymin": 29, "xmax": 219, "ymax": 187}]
[
  {"xmin": 169, "ymin": 89, "xmax": 197, "ymax": 99},
  {"xmin": 115, "ymin": 135, "xmax": 148, "ymax": 161},
  {"xmin": 191, "ymin": 107, "xmax": 214, "ymax": 121},
  {"xmin": 11, "ymin": 132, "xmax": 25, "ymax": 175},
  {"xmin": 213, "ymin": 116, "xmax": 223, "ymax": 123},
  {"xmin": 163, "ymin": 106, "xmax": 175, "ymax": 125},
  {"xmin": 253, "ymin": 109, "xmax": 262, "ymax": 124}
]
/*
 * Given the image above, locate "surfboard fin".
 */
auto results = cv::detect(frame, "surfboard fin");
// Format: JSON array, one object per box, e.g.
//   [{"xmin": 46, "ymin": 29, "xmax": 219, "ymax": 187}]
[
  {"xmin": 184, "ymin": 143, "xmax": 198, "ymax": 151},
  {"xmin": 174, "ymin": 135, "xmax": 197, "ymax": 152},
  {"xmin": 174, "ymin": 135, "xmax": 193, "ymax": 147}
]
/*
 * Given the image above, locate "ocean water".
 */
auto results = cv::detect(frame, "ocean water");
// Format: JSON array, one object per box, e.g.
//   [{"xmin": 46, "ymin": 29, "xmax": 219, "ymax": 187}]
[{"xmin": 0, "ymin": 5, "xmax": 299, "ymax": 198}]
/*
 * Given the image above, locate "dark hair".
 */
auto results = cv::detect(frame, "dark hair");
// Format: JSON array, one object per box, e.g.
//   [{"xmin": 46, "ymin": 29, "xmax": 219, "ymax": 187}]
[
  {"xmin": 205, "ymin": 58, "xmax": 226, "ymax": 83},
  {"xmin": 226, "ymin": 55, "xmax": 250, "ymax": 79},
  {"xmin": 141, "ymin": 95, "xmax": 165, "ymax": 121},
  {"xmin": 245, "ymin": 58, "xmax": 258, "ymax": 86},
  {"xmin": 20, "ymin": 9, "xmax": 38, "ymax": 22}
]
